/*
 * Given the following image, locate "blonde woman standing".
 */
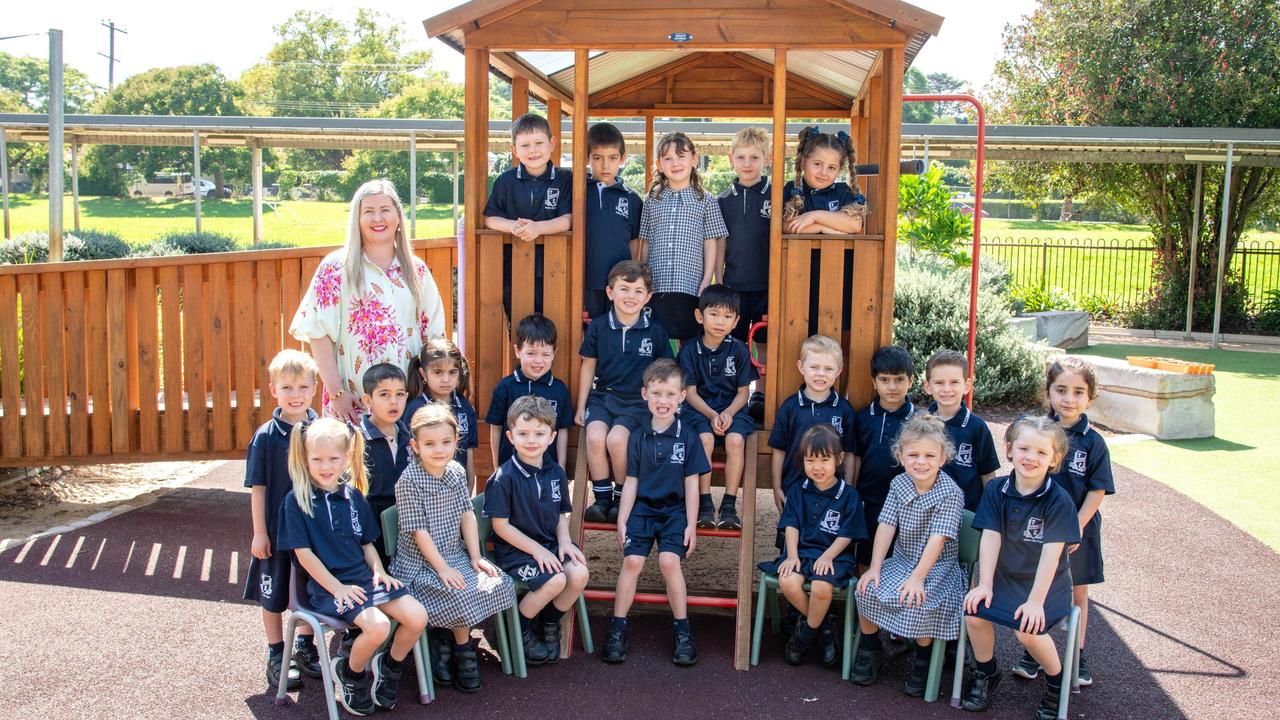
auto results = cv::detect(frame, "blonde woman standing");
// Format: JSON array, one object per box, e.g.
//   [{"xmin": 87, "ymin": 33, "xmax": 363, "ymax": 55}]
[{"xmin": 291, "ymin": 179, "xmax": 447, "ymax": 422}]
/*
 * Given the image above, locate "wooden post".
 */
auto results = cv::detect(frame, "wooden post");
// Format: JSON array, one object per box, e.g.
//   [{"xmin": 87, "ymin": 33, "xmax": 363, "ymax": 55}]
[
  {"xmin": 547, "ymin": 98, "xmax": 563, "ymax": 159},
  {"xmin": 451, "ymin": 146, "xmax": 460, "ymax": 236},
  {"xmin": 764, "ymin": 49, "xmax": 787, "ymax": 429},
  {"xmin": 644, "ymin": 115, "xmax": 655, "ymax": 190},
  {"xmin": 462, "ymin": 46, "xmax": 490, "ymax": 367},
  {"xmin": 877, "ymin": 47, "xmax": 904, "ymax": 347},
  {"xmin": 512, "ymin": 75, "xmax": 529, "ymax": 167}
]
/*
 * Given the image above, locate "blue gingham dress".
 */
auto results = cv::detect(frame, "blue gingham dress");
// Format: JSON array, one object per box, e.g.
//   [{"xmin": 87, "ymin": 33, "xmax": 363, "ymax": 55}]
[
  {"xmin": 639, "ymin": 186, "xmax": 729, "ymax": 295},
  {"xmin": 390, "ymin": 460, "xmax": 515, "ymax": 627},
  {"xmin": 855, "ymin": 472, "xmax": 966, "ymax": 640}
]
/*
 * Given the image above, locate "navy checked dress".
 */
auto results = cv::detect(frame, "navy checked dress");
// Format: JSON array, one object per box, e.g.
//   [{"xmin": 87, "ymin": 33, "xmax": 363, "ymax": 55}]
[
  {"xmin": 855, "ymin": 472, "xmax": 967, "ymax": 640},
  {"xmin": 390, "ymin": 460, "xmax": 515, "ymax": 627}
]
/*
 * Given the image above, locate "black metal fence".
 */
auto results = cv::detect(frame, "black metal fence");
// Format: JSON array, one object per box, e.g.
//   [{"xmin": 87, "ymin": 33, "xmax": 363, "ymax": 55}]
[{"xmin": 971, "ymin": 236, "xmax": 1280, "ymax": 309}]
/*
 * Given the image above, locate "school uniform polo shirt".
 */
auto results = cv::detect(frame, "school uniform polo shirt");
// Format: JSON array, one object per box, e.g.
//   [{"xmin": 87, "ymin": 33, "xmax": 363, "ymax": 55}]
[
  {"xmin": 783, "ymin": 179, "xmax": 863, "ymax": 214},
  {"xmin": 929, "ymin": 403, "xmax": 1002, "ymax": 512},
  {"xmin": 245, "ymin": 408, "xmax": 316, "ymax": 539},
  {"xmin": 359, "ymin": 415, "xmax": 410, "ymax": 501},
  {"xmin": 627, "ymin": 418, "xmax": 712, "ymax": 511},
  {"xmin": 1050, "ymin": 413, "xmax": 1115, "ymax": 538},
  {"xmin": 405, "ymin": 392, "xmax": 478, "ymax": 466},
  {"xmin": 579, "ymin": 308, "xmax": 673, "ymax": 399},
  {"xmin": 768, "ymin": 385, "xmax": 858, "ymax": 496},
  {"xmin": 485, "ymin": 368, "xmax": 574, "ymax": 467},
  {"xmin": 973, "ymin": 476, "xmax": 1080, "ymax": 582},
  {"xmin": 778, "ymin": 478, "xmax": 868, "ymax": 559},
  {"xmin": 677, "ymin": 335, "xmax": 756, "ymax": 412},
  {"xmin": 852, "ymin": 398, "xmax": 916, "ymax": 505},
  {"xmin": 277, "ymin": 483, "xmax": 380, "ymax": 585},
  {"xmin": 484, "ymin": 163, "xmax": 573, "ymax": 286},
  {"xmin": 717, "ymin": 178, "xmax": 772, "ymax": 291},
  {"xmin": 585, "ymin": 177, "xmax": 642, "ymax": 291},
  {"xmin": 484, "ymin": 456, "xmax": 571, "ymax": 562}
]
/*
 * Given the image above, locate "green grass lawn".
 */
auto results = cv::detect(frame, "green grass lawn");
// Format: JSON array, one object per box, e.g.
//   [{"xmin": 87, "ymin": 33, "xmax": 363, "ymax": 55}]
[
  {"xmin": 5, "ymin": 195, "xmax": 458, "ymax": 248},
  {"xmin": 1078, "ymin": 344, "xmax": 1280, "ymax": 551}
]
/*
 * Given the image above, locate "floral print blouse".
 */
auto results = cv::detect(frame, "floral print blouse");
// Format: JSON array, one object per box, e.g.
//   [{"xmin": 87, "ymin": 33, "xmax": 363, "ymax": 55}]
[{"xmin": 291, "ymin": 250, "xmax": 447, "ymax": 412}]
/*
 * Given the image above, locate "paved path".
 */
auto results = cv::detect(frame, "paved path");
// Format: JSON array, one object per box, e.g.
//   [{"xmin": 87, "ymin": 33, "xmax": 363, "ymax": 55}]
[{"xmin": 0, "ymin": 460, "xmax": 1275, "ymax": 720}]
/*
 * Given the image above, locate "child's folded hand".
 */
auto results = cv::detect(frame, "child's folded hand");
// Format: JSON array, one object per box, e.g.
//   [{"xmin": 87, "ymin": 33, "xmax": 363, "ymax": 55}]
[
  {"xmin": 778, "ymin": 557, "xmax": 801, "ymax": 578},
  {"xmin": 439, "ymin": 566, "xmax": 466, "ymax": 590},
  {"xmin": 534, "ymin": 546, "xmax": 563, "ymax": 574},
  {"xmin": 813, "ymin": 557, "xmax": 834, "ymax": 576},
  {"xmin": 964, "ymin": 585, "xmax": 992, "ymax": 614},
  {"xmin": 373, "ymin": 571, "xmax": 403, "ymax": 591},
  {"xmin": 334, "ymin": 584, "xmax": 367, "ymax": 609},
  {"xmin": 560, "ymin": 543, "xmax": 586, "ymax": 565},
  {"xmin": 1014, "ymin": 601, "xmax": 1046, "ymax": 635},
  {"xmin": 473, "ymin": 556, "xmax": 499, "ymax": 577},
  {"xmin": 897, "ymin": 577, "xmax": 926, "ymax": 608},
  {"xmin": 574, "ymin": 408, "xmax": 586, "ymax": 427},
  {"xmin": 251, "ymin": 533, "xmax": 271, "ymax": 560},
  {"xmin": 856, "ymin": 569, "xmax": 879, "ymax": 595}
]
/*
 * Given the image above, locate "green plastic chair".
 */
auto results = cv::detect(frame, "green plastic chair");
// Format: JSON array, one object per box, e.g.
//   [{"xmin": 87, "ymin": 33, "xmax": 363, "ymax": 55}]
[
  {"xmin": 470, "ymin": 493, "xmax": 594, "ymax": 679},
  {"xmin": 750, "ymin": 570, "xmax": 858, "ymax": 677},
  {"xmin": 381, "ymin": 504, "xmax": 515, "ymax": 681},
  {"xmin": 949, "ymin": 510, "xmax": 1083, "ymax": 718}
]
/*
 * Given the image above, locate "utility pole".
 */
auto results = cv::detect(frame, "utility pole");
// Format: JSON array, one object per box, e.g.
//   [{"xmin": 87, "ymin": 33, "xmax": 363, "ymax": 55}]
[
  {"xmin": 98, "ymin": 20, "xmax": 127, "ymax": 91},
  {"xmin": 49, "ymin": 29, "xmax": 64, "ymax": 261}
]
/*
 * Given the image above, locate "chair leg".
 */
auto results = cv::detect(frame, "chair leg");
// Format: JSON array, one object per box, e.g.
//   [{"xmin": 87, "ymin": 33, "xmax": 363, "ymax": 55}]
[
  {"xmin": 276, "ymin": 614, "xmax": 300, "ymax": 705},
  {"xmin": 493, "ymin": 608, "xmax": 514, "ymax": 677},
  {"xmin": 768, "ymin": 581, "xmax": 782, "ymax": 636},
  {"xmin": 951, "ymin": 618, "xmax": 969, "ymax": 708},
  {"xmin": 751, "ymin": 572, "xmax": 770, "ymax": 666},
  {"xmin": 416, "ymin": 633, "xmax": 435, "ymax": 703},
  {"xmin": 1059, "ymin": 606, "xmax": 1081, "ymax": 720},
  {"xmin": 842, "ymin": 583, "xmax": 856, "ymax": 681},
  {"xmin": 303, "ymin": 617, "xmax": 339, "ymax": 720},
  {"xmin": 924, "ymin": 636, "xmax": 947, "ymax": 702},
  {"xmin": 576, "ymin": 595, "xmax": 594, "ymax": 654},
  {"xmin": 506, "ymin": 604, "xmax": 528, "ymax": 678}
]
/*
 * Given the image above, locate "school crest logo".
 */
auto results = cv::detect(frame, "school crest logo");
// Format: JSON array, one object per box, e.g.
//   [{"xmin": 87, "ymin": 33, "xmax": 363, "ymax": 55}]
[
  {"xmin": 259, "ymin": 573, "xmax": 273, "ymax": 599},
  {"xmin": 671, "ymin": 442, "xmax": 685, "ymax": 464},
  {"xmin": 349, "ymin": 506, "xmax": 362, "ymax": 535},
  {"xmin": 725, "ymin": 356, "xmax": 737, "ymax": 377},
  {"xmin": 517, "ymin": 564, "xmax": 539, "ymax": 582},
  {"xmin": 638, "ymin": 338, "xmax": 654, "ymax": 357},
  {"xmin": 956, "ymin": 443, "xmax": 973, "ymax": 467},
  {"xmin": 551, "ymin": 481, "xmax": 562, "ymax": 502},
  {"xmin": 457, "ymin": 412, "xmax": 470, "ymax": 435},
  {"xmin": 760, "ymin": 200, "xmax": 771, "ymax": 218},
  {"xmin": 1024, "ymin": 517, "xmax": 1045, "ymax": 542},
  {"xmin": 548, "ymin": 399, "xmax": 558, "ymax": 414},
  {"xmin": 829, "ymin": 416, "xmax": 844, "ymax": 435},
  {"xmin": 545, "ymin": 187, "xmax": 561, "ymax": 210},
  {"xmin": 820, "ymin": 509, "xmax": 841, "ymax": 535},
  {"xmin": 616, "ymin": 197, "xmax": 630, "ymax": 217},
  {"xmin": 1069, "ymin": 450, "xmax": 1087, "ymax": 475},
  {"xmin": 828, "ymin": 200, "xmax": 841, "ymax": 212}
]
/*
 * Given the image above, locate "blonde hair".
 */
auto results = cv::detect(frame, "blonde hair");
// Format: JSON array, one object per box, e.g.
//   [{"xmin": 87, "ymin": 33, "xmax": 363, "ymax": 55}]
[
  {"xmin": 268, "ymin": 349, "xmax": 318, "ymax": 384},
  {"xmin": 729, "ymin": 127, "xmax": 770, "ymax": 157},
  {"xmin": 799, "ymin": 334, "xmax": 844, "ymax": 369},
  {"xmin": 287, "ymin": 417, "xmax": 367, "ymax": 517},
  {"xmin": 1003, "ymin": 415, "xmax": 1069, "ymax": 473},
  {"xmin": 344, "ymin": 179, "xmax": 425, "ymax": 314},
  {"xmin": 892, "ymin": 413, "xmax": 956, "ymax": 462},
  {"xmin": 409, "ymin": 402, "xmax": 459, "ymax": 442}
]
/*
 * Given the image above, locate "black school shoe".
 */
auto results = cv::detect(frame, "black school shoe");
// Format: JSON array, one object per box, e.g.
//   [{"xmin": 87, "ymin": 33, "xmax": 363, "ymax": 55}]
[
  {"xmin": 428, "ymin": 628, "xmax": 455, "ymax": 685},
  {"xmin": 601, "ymin": 625, "xmax": 628, "ymax": 663},
  {"xmin": 1076, "ymin": 654, "xmax": 1093, "ymax": 686},
  {"xmin": 336, "ymin": 628, "xmax": 361, "ymax": 660},
  {"xmin": 1035, "ymin": 680, "xmax": 1063, "ymax": 720},
  {"xmin": 584, "ymin": 495, "xmax": 613, "ymax": 523},
  {"xmin": 696, "ymin": 504, "xmax": 717, "ymax": 529},
  {"xmin": 293, "ymin": 639, "xmax": 323, "ymax": 678},
  {"xmin": 540, "ymin": 619, "xmax": 562, "ymax": 663},
  {"xmin": 266, "ymin": 650, "xmax": 303, "ymax": 691},
  {"xmin": 521, "ymin": 622, "xmax": 551, "ymax": 665},
  {"xmin": 786, "ymin": 622, "xmax": 816, "ymax": 666},
  {"xmin": 331, "ymin": 657, "xmax": 375, "ymax": 716},
  {"xmin": 849, "ymin": 644, "xmax": 884, "ymax": 685},
  {"xmin": 717, "ymin": 504, "xmax": 742, "ymax": 531},
  {"xmin": 671, "ymin": 625, "xmax": 699, "ymax": 666},
  {"xmin": 961, "ymin": 664, "xmax": 1002, "ymax": 712},
  {"xmin": 370, "ymin": 652, "xmax": 401, "ymax": 710},
  {"xmin": 817, "ymin": 616, "xmax": 840, "ymax": 667},
  {"xmin": 1010, "ymin": 650, "xmax": 1040, "ymax": 680},
  {"xmin": 748, "ymin": 391, "xmax": 766, "ymax": 426},
  {"xmin": 452, "ymin": 638, "xmax": 482, "ymax": 693},
  {"xmin": 903, "ymin": 655, "xmax": 932, "ymax": 697}
]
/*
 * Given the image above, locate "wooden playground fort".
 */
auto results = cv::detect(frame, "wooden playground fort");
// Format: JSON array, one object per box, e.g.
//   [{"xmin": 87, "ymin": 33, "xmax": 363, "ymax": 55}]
[{"xmin": 428, "ymin": 0, "xmax": 941, "ymax": 669}]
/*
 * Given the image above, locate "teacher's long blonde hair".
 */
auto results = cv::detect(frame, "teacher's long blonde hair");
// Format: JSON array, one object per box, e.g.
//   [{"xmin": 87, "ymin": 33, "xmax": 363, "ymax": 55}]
[{"xmin": 343, "ymin": 179, "xmax": 425, "ymax": 314}]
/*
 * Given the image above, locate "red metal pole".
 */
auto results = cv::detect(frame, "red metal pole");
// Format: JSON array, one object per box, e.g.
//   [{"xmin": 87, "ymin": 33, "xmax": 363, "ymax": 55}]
[{"xmin": 902, "ymin": 94, "xmax": 985, "ymax": 406}]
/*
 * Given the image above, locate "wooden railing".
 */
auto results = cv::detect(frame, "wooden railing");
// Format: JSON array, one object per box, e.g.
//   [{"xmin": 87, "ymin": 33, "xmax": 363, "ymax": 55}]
[{"xmin": 0, "ymin": 238, "xmax": 456, "ymax": 467}]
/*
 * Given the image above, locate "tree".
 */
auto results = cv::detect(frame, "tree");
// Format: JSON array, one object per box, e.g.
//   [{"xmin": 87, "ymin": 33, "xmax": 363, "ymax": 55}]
[
  {"xmin": 903, "ymin": 67, "xmax": 934, "ymax": 123},
  {"xmin": 989, "ymin": 0, "xmax": 1280, "ymax": 330},
  {"xmin": 0, "ymin": 52, "xmax": 98, "ymax": 112},
  {"xmin": 85, "ymin": 65, "xmax": 248, "ymax": 197}
]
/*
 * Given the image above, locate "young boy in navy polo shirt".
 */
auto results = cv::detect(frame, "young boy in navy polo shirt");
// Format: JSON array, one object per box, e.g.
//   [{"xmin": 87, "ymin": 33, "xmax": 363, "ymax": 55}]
[
  {"xmin": 850, "ymin": 345, "xmax": 916, "ymax": 566},
  {"xmin": 716, "ymin": 127, "xmax": 772, "ymax": 346},
  {"xmin": 923, "ymin": 350, "xmax": 1000, "ymax": 512},
  {"xmin": 768, "ymin": 335, "xmax": 857, "ymax": 511},
  {"xmin": 487, "ymin": 313, "xmax": 573, "ymax": 470},
  {"xmin": 243, "ymin": 349, "xmax": 320, "ymax": 690},
  {"xmin": 678, "ymin": 284, "xmax": 756, "ymax": 530},
  {"xmin": 584, "ymin": 122, "xmax": 643, "ymax": 319},
  {"xmin": 577, "ymin": 260, "xmax": 674, "ymax": 523},
  {"xmin": 484, "ymin": 112, "xmax": 573, "ymax": 318},
  {"xmin": 486, "ymin": 396, "xmax": 589, "ymax": 666},
  {"xmin": 603, "ymin": 359, "xmax": 711, "ymax": 666},
  {"xmin": 359, "ymin": 363, "xmax": 410, "ymax": 567}
]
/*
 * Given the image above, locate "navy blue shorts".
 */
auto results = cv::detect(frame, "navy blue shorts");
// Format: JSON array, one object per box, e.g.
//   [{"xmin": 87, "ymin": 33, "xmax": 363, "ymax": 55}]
[
  {"xmin": 729, "ymin": 289, "xmax": 769, "ymax": 344},
  {"xmin": 624, "ymin": 507, "xmax": 688, "ymax": 558},
  {"xmin": 498, "ymin": 542, "xmax": 578, "ymax": 591},
  {"xmin": 855, "ymin": 500, "xmax": 883, "ymax": 565},
  {"xmin": 308, "ymin": 579, "xmax": 411, "ymax": 623},
  {"xmin": 648, "ymin": 292, "xmax": 700, "ymax": 341},
  {"xmin": 758, "ymin": 556, "xmax": 856, "ymax": 586},
  {"xmin": 584, "ymin": 289, "xmax": 611, "ymax": 320},
  {"xmin": 243, "ymin": 550, "xmax": 292, "ymax": 613},
  {"xmin": 1069, "ymin": 533, "xmax": 1104, "ymax": 586},
  {"xmin": 584, "ymin": 391, "xmax": 648, "ymax": 432},
  {"xmin": 683, "ymin": 408, "xmax": 756, "ymax": 444}
]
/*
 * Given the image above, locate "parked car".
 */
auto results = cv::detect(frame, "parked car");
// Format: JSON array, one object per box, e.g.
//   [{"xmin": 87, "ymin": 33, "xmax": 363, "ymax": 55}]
[{"xmin": 129, "ymin": 173, "xmax": 221, "ymax": 198}]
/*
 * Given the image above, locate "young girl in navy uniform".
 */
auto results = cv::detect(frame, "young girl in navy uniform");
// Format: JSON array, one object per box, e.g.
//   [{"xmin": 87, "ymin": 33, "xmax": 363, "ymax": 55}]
[
  {"xmin": 781, "ymin": 127, "xmax": 868, "ymax": 334},
  {"xmin": 961, "ymin": 416, "xmax": 1081, "ymax": 720},
  {"xmin": 1011, "ymin": 357, "xmax": 1115, "ymax": 686},
  {"xmin": 391, "ymin": 403, "xmax": 516, "ymax": 694},
  {"xmin": 853, "ymin": 413, "xmax": 966, "ymax": 696},
  {"xmin": 276, "ymin": 417, "xmax": 428, "ymax": 716},
  {"xmin": 406, "ymin": 338, "xmax": 480, "ymax": 494},
  {"xmin": 760, "ymin": 424, "xmax": 867, "ymax": 668},
  {"xmin": 638, "ymin": 132, "xmax": 729, "ymax": 341}
]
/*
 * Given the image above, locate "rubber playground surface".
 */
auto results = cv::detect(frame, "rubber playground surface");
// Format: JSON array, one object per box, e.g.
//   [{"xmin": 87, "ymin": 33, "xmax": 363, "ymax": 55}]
[{"xmin": 0, "ymin": 460, "xmax": 1276, "ymax": 720}]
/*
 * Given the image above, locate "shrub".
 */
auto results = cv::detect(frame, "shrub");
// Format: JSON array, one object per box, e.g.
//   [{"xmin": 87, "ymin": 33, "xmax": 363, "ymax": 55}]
[
  {"xmin": 1254, "ymin": 289, "xmax": 1280, "ymax": 334},
  {"xmin": 1121, "ymin": 269, "xmax": 1250, "ymax": 334},
  {"xmin": 895, "ymin": 260, "xmax": 1044, "ymax": 405},
  {"xmin": 153, "ymin": 231, "xmax": 238, "ymax": 255},
  {"xmin": 249, "ymin": 240, "xmax": 298, "ymax": 250},
  {"xmin": 66, "ymin": 229, "xmax": 130, "ymax": 261},
  {"xmin": 0, "ymin": 231, "xmax": 52, "ymax": 264},
  {"xmin": 897, "ymin": 248, "xmax": 1013, "ymax": 298},
  {"xmin": 1009, "ymin": 284, "xmax": 1079, "ymax": 313},
  {"xmin": 1078, "ymin": 292, "xmax": 1120, "ymax": 320},
  {"xmin": 130, "ymin": 240, "xmax": 184, "ymax": 258}
]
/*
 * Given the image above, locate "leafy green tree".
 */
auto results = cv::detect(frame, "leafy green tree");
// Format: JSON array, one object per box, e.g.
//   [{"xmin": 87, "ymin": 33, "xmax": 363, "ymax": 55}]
[
  {"xmin": 0, "ymin": 52, "xmax": 98, "ymax": 112},
  {"xmin": 988, "ymin": 0, "xmax": 1280, "ymax": 330},
  {"xmin": 903, "ymin": 67, "xmax": 933, "ymax": 123},
  {"xmin": 898, "ymin": 164, "xmax": 974, "ymax": 266},
  {"xmin": 85, "ymin": 65, "xmax": 248, "ymax": 197}
]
